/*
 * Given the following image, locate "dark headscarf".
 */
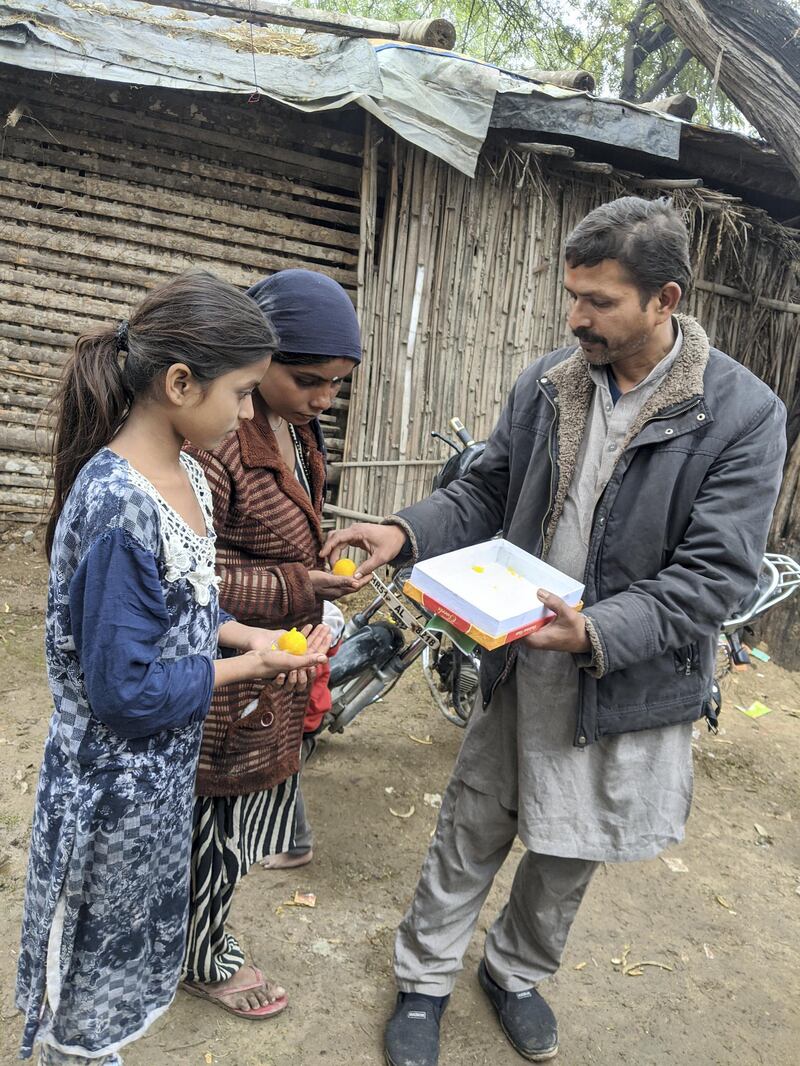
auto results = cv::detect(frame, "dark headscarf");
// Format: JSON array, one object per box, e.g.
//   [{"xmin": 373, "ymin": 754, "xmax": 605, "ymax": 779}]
[{"xmin": 246, "ymin": 269, "xmax": 361, "ymax": 363}]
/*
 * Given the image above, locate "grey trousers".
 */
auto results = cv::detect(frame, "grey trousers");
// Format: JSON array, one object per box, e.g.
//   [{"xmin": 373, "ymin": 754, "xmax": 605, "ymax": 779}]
[{"xmin": 394, "ymin": 776, "xmax": 598, "ymax": 996}]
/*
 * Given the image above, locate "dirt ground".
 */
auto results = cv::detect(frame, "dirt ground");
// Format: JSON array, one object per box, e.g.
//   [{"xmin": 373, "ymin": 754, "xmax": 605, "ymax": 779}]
[{"xmin": 1, "ymin": 532, "xmax": 800, "ymax": 1066}]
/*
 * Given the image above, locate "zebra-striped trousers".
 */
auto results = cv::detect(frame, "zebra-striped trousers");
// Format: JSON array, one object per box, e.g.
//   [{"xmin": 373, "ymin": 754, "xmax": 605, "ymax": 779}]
[{"xmin": 182, "ymin": 776, "xmax": 298, "ymax": 984}]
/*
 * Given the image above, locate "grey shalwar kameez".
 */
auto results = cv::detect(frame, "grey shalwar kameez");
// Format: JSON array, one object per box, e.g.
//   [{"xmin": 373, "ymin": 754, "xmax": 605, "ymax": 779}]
[{"xmin": 395, "ymin": 325, "xmax": 695, "ymax": 995}]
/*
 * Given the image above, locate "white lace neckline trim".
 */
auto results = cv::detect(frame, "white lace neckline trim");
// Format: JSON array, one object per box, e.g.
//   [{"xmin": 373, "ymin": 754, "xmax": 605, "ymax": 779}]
[{"xmin": 116, "ymin": 451, "xmax": 220, "ymax": 606}]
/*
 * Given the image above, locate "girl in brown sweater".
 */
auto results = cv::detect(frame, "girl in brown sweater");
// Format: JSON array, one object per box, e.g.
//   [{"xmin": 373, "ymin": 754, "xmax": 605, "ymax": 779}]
[{"xmin": 182, "ymin": 269, "xmax": 364, "ymax": 1018}]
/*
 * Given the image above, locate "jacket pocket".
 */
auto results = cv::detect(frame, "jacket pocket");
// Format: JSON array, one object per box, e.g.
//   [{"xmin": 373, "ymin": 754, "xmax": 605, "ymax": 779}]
[
  {"xmin": 224, "ymin": 699, "xmax": 281, "ymax": 755},
  {"xmin": 673, "ymin": 643, "xmax": 699, "ymax": 676}
]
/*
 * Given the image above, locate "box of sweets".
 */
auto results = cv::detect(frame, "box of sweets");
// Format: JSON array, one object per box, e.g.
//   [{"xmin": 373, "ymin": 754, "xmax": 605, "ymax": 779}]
[{"xmin": 403, "ymin": 538, "xmax": 584, "ymax": 651}]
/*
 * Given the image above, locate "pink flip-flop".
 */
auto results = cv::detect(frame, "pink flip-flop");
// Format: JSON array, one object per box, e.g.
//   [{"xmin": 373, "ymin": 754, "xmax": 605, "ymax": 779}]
[{"xmin": 183, "ymin": 966, "xmax": 288, "ymax": 1019}]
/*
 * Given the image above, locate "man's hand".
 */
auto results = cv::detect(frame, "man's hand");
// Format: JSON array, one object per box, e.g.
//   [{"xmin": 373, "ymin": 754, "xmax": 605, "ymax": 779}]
[
  {"xmin": 523, "ymin": 589, "xmax": 590, "ymax": 654},
  {"xmin": 321, "ymin": 522, "xmax": 408, "ymax": 578}
]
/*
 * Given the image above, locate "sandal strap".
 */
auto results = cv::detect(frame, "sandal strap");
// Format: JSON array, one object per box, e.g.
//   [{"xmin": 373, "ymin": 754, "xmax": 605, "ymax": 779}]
[
  {"xmin": 186, "ymin": 965, "xmax": 270, "ymax": 1000},
  {"xmin": 213, "ymin": 966, "xmax": 266, "ymax": 999}
]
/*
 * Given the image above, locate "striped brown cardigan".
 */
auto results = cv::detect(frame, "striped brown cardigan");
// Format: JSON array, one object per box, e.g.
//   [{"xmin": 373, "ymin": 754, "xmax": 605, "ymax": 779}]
[{"xmin": 186, "ymin": 393, "xmax": 326, "ymax": 796}]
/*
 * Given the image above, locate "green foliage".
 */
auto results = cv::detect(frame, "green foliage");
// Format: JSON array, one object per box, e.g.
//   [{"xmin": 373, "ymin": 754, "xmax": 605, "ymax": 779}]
[{"xmin": 297, "ymin": 0, "xmax": 749, "ymax": 129}]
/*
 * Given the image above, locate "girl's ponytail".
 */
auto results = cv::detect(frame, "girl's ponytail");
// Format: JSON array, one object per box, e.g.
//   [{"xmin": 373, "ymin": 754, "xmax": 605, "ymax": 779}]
[
  {"xmin": 44, "ymin": 271, "xmax": 277, "ymax": 558},
  {"xmin": 45, "ymin": 327, "xmax": 130, "ymax": 556}
]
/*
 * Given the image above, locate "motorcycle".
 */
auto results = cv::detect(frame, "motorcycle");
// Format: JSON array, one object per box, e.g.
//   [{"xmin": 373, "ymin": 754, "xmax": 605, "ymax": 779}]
[
  {"xmin": 716, "ymin": 553, "xmax": 800, "ymax": 677},
  {"xmin": 325, "ymin": 418, "xmax": 485, "ymax": 733},
  {"xmin": 324, "ymin": 419, "xmax": 800, "ymax": 735}
]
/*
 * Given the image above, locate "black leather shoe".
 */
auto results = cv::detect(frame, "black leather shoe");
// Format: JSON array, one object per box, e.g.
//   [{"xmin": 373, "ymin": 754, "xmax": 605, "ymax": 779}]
[
  {"xmin": 478, "ymin": 959, "xmax": 558, "ymax": 1061},
  {"xmin": 384, "ymin": 991, "xmax": 449, "ymax": 1066}
]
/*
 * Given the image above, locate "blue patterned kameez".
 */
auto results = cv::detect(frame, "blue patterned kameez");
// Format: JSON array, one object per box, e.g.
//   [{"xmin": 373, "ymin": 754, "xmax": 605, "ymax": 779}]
[{"xmin": 15, "ymin": 449, "xmax": 227, "ymax": 1060}]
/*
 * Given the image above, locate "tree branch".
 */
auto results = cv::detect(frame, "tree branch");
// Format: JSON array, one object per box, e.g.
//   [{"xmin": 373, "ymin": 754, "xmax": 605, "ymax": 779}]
[
  {"xmin": 638, "ymin": 21, "xmax": 676, "ymax": 57},
  {"xmin": 622, "ymin": 0, "xmax": 653, "ymax": 98},
  {"xmin": 638, "ymin": 47, "xmax": 693, "ymax": 101}
]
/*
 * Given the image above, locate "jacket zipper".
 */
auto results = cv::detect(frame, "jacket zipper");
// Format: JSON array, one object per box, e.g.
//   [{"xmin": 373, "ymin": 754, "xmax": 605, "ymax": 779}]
[
  {"xmin": 572, "ymin": 394, "xmax": 705, "ymax": 744},
  {"xmin": 634, "ymin": 397, "xmax": 703, "ymax": 431},
  {"xmin": 580, "ymin": 394, "xmax": 704, "ymax": 583}
]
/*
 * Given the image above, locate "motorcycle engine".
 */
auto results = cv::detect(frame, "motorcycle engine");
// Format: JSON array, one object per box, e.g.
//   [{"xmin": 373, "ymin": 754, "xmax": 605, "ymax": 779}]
[{"xmin": 435, "ymin": 648, "xmax": 480, "ymax": 722}]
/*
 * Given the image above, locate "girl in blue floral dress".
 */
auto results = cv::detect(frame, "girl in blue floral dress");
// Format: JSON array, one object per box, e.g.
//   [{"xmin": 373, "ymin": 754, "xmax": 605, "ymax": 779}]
[{"xmin": 15, "ymin": 272, "xmax": 328, "ymax": 1065}]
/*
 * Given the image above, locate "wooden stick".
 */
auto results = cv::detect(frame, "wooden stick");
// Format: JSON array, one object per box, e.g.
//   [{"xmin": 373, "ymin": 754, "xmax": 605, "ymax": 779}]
[
  {"xmin": 694, "ymin": 279, "xmax": 800, "ymax": 314},
  {"xmin": 514, "ymin": 142, "xmax": 575, "ymax": 158},
  {"xmin": 637, "ymin": 178, "xmax": 704, "ymax": 188},
  {"xmin": 331, "ymin": 459, "xmax": 444, "ymax": 469},
  {"xmin": 0, "ymin": 473, "xmax": 50, "ymax": 489},
  {"xmin": 566, "ymin": 161, "xmax": 615, "ymax": 175},
  {"xmin": 323, "ymin": 503, "xmax": 385, "ymax": 523},
  {"xmin": 0, "ymin": 502, "xmax": 46, "ymax": 515},
  {"xmin": 151, "ymin": 0, "xmax": 456, "ymax": 47},
  {"xmin": 514, "ymin": 68, "xmax": 596, "ymax": 92}
]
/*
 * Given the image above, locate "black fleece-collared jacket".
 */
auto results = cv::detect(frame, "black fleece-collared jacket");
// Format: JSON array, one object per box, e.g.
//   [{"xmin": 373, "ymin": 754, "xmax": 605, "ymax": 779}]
[{"xmin": 391, "ymin": 314, "xmax": 787, "ymax": 747}]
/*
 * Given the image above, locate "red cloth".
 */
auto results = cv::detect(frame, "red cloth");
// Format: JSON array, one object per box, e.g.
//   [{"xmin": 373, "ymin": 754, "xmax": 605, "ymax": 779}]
[{"xmin": 303, "ymin": 642, "xmax": 340, "ymax": 734}]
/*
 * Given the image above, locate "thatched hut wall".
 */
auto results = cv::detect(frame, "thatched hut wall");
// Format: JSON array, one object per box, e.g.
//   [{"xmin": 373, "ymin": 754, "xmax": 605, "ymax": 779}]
[
  {"xmin": 0, "ymin": 66, "xmax": 364, "ymax": 521},
  {"xmin": 1, "ymin": 66, "xmax": 798, "ymax": 663},
  {"xmin": 342, "ymin": 133, "xmax": 800, "ymax": 662}
]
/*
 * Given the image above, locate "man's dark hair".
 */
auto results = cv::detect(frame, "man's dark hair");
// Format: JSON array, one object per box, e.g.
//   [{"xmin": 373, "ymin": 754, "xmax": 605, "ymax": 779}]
[{"xmin": 565, "ymin": 196, "xmax": 692, "ymax": 307}]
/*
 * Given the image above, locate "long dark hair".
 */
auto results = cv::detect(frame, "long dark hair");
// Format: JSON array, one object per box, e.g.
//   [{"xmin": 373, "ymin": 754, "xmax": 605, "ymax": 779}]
[{"xmin": 46, "ymin": 270, "xmax": 277, "ymax": 556}]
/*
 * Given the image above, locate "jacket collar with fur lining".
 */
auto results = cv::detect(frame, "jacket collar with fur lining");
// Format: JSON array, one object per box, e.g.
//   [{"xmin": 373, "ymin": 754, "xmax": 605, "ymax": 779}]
[{"xmin": 540, "ymin": 313, "xmax": 710, "ymax": 554}]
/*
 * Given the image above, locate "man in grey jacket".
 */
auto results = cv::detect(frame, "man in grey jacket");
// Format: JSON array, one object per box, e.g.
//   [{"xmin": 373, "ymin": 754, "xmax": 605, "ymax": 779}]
[{"xmin": 323, "ymin": 197, "xmax": 786, "ymax": 1065}]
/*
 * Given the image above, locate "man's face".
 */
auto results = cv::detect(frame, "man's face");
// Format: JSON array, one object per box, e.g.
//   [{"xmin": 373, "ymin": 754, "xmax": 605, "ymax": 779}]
[{"xmin": 564, "ymin": 259, "xmax": 666, "ymax": 366}]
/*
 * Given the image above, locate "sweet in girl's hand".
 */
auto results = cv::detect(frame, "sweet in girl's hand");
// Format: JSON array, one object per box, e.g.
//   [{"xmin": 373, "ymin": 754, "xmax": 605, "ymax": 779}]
[{"xmin": 277, "ymin": 627, "xmax": 309, "ymax": 654}]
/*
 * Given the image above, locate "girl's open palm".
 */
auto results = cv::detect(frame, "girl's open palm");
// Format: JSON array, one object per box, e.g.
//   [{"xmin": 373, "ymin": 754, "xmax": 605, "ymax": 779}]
[
  {"xmin": 248, "ymin": 623, "xmax": 332, "ymax": 692},
  {"xmin": 215, "ymin": 625, "xmax": 330, "ymax": 691},
  {"xmin": 244, "ymin": 644, "xmax": 326, "ymax": 682},
  {"xmin": 276, "ymin": 623, "xmax": 331, "ymax": 690}
]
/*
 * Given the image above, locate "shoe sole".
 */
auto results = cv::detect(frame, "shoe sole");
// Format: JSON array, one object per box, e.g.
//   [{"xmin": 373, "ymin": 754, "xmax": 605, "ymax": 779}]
[
  {"xmin": 385, "ymin": 1037, "xmax": 441, "ymax": 1066},
  {"xmin": 386, "ymin": 1022, "xmax": 553, "ymax": 1066},
  {"xmin": 385, "ymin": 1049, "xmax": 433, "ymax": 1066},
  {"xmin": 496, "ymin": 1014, "xmax": 559, "ymax": 1063}
]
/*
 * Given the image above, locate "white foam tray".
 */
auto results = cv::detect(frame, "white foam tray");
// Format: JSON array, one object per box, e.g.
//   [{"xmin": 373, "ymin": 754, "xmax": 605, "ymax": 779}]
[{"xmin": 409, "ymin": 539, "xmax": 584, "ymax": 638}]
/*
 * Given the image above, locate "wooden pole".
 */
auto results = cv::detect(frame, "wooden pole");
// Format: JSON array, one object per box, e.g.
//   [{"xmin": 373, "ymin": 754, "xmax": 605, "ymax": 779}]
[
  {"xmin": 0, "ymin": 425, "xmax": 50, "ymax": 454},
  {"xmin": 150, "ymin": 0, "xmax": 456, "ymax": 47},
  {"xmin": 514, "ymin": 142, "xmax": 576, "ymax": 158},
  {"xmin": 323, "ymin": 502, "xmax": 385, "ymax": 523},
  {"xmin": 514, "ymin": 68, "xmax": 596, "ymax": 92},
  {"xmin": 640, "ymin": 92, "xmax": 698, "ymax": 120},
  {"xmin": 693, "ymin": 278, "xmax": 800, "ymax": 314}
]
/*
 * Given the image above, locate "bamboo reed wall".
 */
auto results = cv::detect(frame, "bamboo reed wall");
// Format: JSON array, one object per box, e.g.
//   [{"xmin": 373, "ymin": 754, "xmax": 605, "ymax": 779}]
[
  {"xmin": 342, "ymin": 134, "xmax": 800, "ymax": 663},
  {"xmin": 343, "ymin": 138, "xmax": 800, "ymax": 515},
  {"xmin": 2, "ymin": 68, "xmax": 799, "ymax": 660},
  {"xmin": 0, "ymin": 67, "xmax": 364, "ymax": 522}
]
